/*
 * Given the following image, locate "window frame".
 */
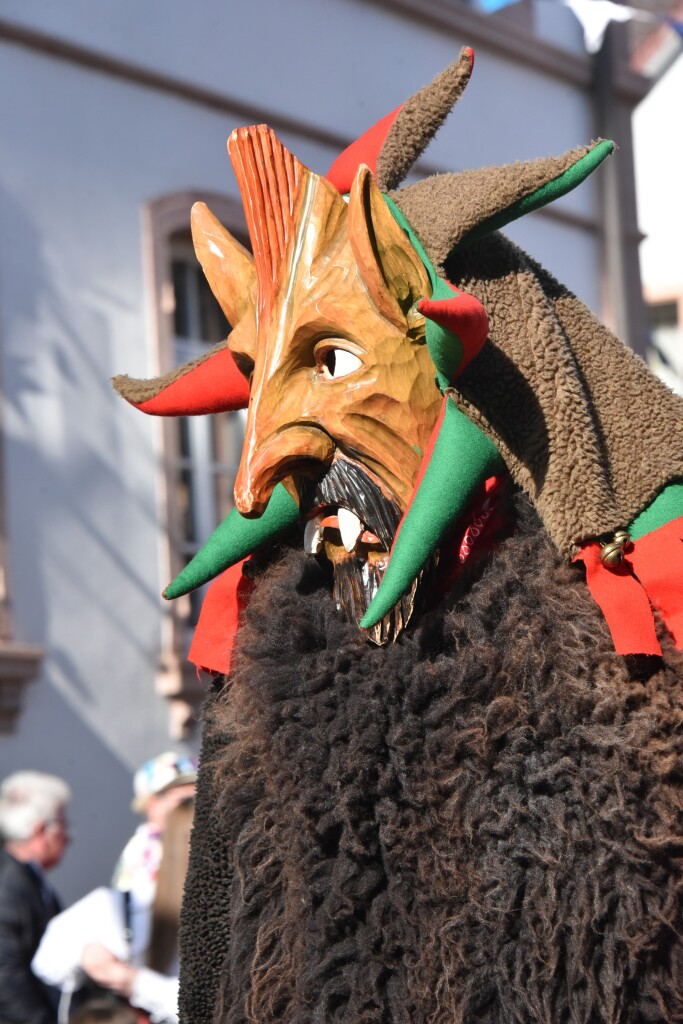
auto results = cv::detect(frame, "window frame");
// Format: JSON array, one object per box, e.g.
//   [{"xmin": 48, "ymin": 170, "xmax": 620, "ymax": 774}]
[
  {"xmin": 645, "ymin": 294, "xmax": 683, "ymax": 397},
  {"xmin": 143, "ymin": 191, "xmax": 247, "ymax": 738},
  {"xmin": 0, "ymin": 378, "xmax": 44, "ymax": 732}
]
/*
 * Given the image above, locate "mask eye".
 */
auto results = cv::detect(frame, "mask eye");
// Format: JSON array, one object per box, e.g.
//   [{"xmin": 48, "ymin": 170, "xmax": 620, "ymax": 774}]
[{"xmin": 316, "ymin": 344, "xmax": 363, "ymax": 380}]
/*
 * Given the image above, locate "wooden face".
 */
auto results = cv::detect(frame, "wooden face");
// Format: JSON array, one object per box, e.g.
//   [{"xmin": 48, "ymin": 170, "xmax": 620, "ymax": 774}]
[
  {"xmin": 225, "ymin": 127, "xmax": 442, "ymax": 517},
  {"xmin": 194, "ymin": 126, "xmax": 443, "ymax": 640}
]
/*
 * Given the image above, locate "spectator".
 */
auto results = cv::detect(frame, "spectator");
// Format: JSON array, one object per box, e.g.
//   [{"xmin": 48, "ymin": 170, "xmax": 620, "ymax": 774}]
[
  {"xmin": 33, "ymin": 797, "xmax": 194, "ymax": 1024},
  {"xmin": 0, "ymin": 770, "xmax": 71, "ymax": 1024},
  {"xmin": 112, "ymin": 753, "xmax": 196, "ymax": 896}
]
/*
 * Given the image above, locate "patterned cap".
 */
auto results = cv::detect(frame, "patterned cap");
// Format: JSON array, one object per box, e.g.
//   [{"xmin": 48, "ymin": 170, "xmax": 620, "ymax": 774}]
[{"xmin": 132, "ymin": 751, "xmax": 197, "ymax": 812}]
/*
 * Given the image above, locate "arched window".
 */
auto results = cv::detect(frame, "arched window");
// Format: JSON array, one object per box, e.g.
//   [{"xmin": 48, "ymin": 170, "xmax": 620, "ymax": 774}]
[{"xmin": 144, "ymin": 193, "xmax": 247, "ymax": 737}]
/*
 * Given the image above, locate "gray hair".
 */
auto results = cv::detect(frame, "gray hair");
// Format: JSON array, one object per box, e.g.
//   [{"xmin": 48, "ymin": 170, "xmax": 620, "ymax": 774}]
[{"xmin": 0, "ymin": 771, "xmax": 71, "ymax": 843}]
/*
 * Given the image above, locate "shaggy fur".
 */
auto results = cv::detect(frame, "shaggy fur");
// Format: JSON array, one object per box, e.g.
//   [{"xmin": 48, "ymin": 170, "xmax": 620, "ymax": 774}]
[
  {"xmin": 179, "ymin": 494, "xmax": 683, "ymax": 1024},
  {"xmin": 178, "ymin": 687, "xmax": 235, "ymax": 1024}
]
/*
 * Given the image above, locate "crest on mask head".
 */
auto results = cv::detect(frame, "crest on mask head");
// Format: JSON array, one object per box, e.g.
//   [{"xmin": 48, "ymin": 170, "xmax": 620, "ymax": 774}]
[{"xmin": 114, "ymin": 47, "xmax": 632, "ymax": 662}]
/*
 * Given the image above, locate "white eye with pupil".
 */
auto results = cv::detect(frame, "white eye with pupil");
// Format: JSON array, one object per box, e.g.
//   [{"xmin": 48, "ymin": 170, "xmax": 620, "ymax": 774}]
[{"xmin": 321, "ymin": 348, "xmax": 362, "ymax": 379}]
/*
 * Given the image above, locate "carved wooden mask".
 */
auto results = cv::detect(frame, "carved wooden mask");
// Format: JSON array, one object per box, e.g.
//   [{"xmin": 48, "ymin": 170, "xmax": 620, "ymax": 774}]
[
  {"xmin": 115, "ymin": 50, "xmax": 621, "ymax": 652},
  {"xmin": 193, "ymin": 125, "xmax": 443, "ymax": 641}
]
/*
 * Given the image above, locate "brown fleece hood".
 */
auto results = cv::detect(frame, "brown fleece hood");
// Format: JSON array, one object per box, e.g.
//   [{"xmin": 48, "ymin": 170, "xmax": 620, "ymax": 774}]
[
  {"xmin": 431, "ymin": 230, "xmax": 683, "ymax": 557},
  {"xmin": 372, "ymin": 50, "xmax": 683, "ymax": 557}
]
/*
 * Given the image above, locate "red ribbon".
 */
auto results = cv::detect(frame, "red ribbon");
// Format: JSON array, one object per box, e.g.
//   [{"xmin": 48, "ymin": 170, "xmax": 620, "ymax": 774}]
[
  {"xmin": 574, "ymin": 517, "xmax": 683, "ymax": 656},
  {"xmin": 188, "ymin": 518, "xmax": 683, "ymax": 672}
]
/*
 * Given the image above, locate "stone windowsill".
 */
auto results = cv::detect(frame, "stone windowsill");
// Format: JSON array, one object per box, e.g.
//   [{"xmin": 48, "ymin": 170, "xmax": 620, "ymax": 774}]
[{"xmin": 0, "ymin": 642, "xmax": 44, "ymax": 734}]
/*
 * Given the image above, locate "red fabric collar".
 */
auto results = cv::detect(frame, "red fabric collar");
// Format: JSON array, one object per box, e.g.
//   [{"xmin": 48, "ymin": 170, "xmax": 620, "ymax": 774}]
[
  {"xmin": 188, "ymin": 559, "xmax": 253, "ymax": 676},
  {"xmin": 188, "ymin": 504, "xmax": 683, "ymax": 676}
]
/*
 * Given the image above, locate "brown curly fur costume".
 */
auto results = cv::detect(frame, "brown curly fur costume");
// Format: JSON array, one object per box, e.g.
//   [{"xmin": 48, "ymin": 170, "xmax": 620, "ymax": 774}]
[
  {"xmin": 179, "ymin": 493, "xmax": 683, "ymax": 1024},
  {"xmin": 114, "ymin": 52, "xmax": 683, "ymax": 1024}
]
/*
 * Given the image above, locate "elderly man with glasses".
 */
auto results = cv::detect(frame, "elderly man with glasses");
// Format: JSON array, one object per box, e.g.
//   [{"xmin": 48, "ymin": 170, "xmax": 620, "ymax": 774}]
[{"xmin": 0, "ymin": 770, "xmax": 71, "ymax": 1024}]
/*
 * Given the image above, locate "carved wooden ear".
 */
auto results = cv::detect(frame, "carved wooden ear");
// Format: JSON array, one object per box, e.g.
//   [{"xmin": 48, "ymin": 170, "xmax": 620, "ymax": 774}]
[
  {"xmin": 347, "ymin": 165, "xmax": 431, "ymax": 327},
  {"xmin": 191, "ymin": 202, "xmax": 256, "ymax": 326}
]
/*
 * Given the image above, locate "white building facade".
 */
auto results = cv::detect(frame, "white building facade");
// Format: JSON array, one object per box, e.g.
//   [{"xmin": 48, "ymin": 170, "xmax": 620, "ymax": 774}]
[{"xmin": 633, "ymin": 52, "xmax": 683, "ymax": 394}]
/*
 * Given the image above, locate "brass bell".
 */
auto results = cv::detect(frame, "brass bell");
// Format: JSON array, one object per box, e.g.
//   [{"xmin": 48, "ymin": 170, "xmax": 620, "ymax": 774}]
[{"xmin": 599, "ymin": 530, "xmax": 631, "ymax": 568}]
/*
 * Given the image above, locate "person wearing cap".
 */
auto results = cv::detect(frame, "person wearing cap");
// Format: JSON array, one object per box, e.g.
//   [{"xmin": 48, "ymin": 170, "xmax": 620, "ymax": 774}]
[
  {"xmin": 112, "ymin": 753, "xmax": 196, "ymax": 896},
  {"xmin": 33, "ymin": 796, "xmax": 195, "ymax": 1024}
]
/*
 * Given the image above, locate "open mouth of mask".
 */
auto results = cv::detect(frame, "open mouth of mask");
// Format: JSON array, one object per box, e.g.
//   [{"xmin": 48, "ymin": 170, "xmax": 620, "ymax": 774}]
[{"xmin": 297, "ymin": 458, "xmax": 435, "ymax": 645}]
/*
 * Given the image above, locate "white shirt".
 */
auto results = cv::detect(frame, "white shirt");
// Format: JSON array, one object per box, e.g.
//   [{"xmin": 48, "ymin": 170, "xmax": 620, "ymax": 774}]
[{"xmin": 31, "ymin": 886, "xmax": 179, "ymax": 1023}]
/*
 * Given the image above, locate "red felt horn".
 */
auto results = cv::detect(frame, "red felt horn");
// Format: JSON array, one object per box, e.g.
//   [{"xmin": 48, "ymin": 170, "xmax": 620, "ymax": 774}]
[
  {"xmin": 418, "ymin": 287, "xmax": 489, "ymax": 380},
  {"xmin": 326, "ymin": 106, "xmax": 403, "ymax": 195},
  {"xmin": 114, "ymin": 345, "xmax": 250, "ymax": 417}
]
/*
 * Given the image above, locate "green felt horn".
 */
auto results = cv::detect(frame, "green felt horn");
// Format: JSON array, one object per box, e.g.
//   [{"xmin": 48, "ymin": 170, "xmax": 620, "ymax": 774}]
[
  {"xmin": 392, "ymin": 139, "xmax": 615, "ymax": 265},
  {"xmin": 461, "ymin": 139, "xmax": 615, "ymax": 247},
  {"xmin": 164, "ymin": 483, "xmax": 299, "ymax": 599},
  {"xmin": 360, "ymin": 395, "xmax": 503, "ymax": 629}
]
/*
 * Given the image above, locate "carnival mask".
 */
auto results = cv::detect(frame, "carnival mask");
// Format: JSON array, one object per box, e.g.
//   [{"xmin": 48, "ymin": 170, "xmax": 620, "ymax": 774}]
[{"xmin": 114, "ymin": 48, "xmax": 616, "ymax": 649}]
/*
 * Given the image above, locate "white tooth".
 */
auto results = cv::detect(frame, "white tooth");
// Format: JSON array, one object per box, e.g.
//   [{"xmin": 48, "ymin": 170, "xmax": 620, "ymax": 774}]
[
  {"xmin": 304, "ymin": 516, "xmax": 323, "ymax": 554},
  {"xmin": 338, "ymin": 507, "xmax": 362, "ymax": 552}
]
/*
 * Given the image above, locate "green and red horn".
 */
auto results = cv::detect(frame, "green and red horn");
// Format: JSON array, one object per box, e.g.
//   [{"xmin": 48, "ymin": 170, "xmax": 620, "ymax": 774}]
[
  {"xmin": 112, "ymin": 344, "xmax": 250, "ymax": 416},
  {"xmin": 382, "ymin": 195, "xmax": 487, "ymax": 384},
  {"xmin": 326, "ymin": 47, "xmax": 475, "ymax": 194},
  {"xmin": 163, "ymin": 483, "xmax": 299, "ymax": 600},
  {"xmin": 418, "ymin": 278, "xmax": 489, "ymax": 389},
  {"xmin": 361, "ymin": 397, "xmax": 502, "ymax": 628}
]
